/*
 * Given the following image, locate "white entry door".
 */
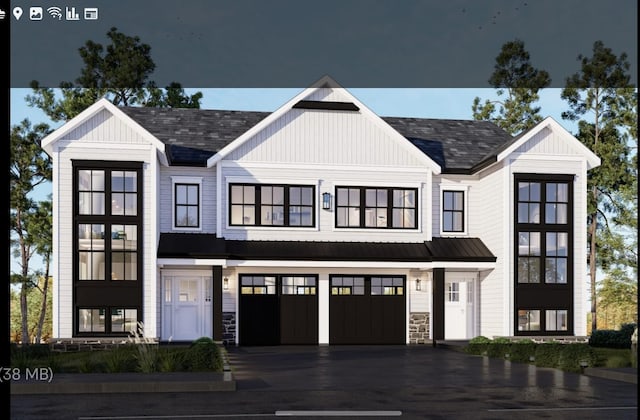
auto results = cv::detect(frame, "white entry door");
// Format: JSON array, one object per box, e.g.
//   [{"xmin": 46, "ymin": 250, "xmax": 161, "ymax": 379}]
[
  {"xmin": 444, "ymin": 277, "xmax": 475, "ymax": 340},
  {"xmin": 162, "ymin": 274, "xmax": 213, "ymax": 341}
]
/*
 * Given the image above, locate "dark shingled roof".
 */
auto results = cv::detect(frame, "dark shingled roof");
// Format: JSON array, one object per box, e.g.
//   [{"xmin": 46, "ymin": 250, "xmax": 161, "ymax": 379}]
[
  {"xmin": 157, "ymin": 233, "xmax": 496, "ymax": 263},
  {"xmin": 120, "ymin": 107, "xmax": 513, "ymax": 172}
]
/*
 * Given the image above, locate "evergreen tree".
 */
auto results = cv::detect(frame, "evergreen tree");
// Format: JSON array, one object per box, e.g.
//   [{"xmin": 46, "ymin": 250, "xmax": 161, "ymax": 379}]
[
  {"xmin": 27, "ymin": 27, "xmax": 203, "ymax": 122},
  {"xmin": 561, "ymin": 40, "xmax": 636, "ymax": 332},
  {"xmin": 472, "ymin": 39, "xmax": 551, "ymax": 135}
]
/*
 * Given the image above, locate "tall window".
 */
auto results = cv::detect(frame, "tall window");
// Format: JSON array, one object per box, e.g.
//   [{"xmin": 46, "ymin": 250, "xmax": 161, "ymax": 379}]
[
  {"xmin": 515, "ymin": 174, "xmax": 573, "ymax": 335},
  {"xmin": 74, "ymin": 162, "xmax": 142, "ymax": 335},
  {"xmin": 336, "ymin": 186, "xmax": 417, "ymax": 229},
  {"xmin": 175, "ymin": 184, "xmax": 200, "ymax": 228},
  {"xmin": 229, "ymin": 184, "xmax": 315, "ymax": 227},
  {"xmin": 442, "ymin": 190, "xmax": 464, "ymax": 232}
]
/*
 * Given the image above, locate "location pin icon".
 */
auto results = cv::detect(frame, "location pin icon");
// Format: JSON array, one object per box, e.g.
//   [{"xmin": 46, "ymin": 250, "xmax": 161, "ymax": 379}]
[{"xmin": 13, "ymin": 7, "xmax": 23, "ymax": 20}]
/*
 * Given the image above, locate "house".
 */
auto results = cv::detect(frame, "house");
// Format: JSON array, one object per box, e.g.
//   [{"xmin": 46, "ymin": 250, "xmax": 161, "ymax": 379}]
[{"xmin": 41, "ymin": 76, "xmax": 600, "ymax": 345}]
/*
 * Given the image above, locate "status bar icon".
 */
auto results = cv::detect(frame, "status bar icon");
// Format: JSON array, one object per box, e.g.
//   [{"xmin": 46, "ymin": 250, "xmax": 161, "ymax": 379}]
[{"xmin": 13, "ymin": 7, "xmax": 23, "ymax": 20}]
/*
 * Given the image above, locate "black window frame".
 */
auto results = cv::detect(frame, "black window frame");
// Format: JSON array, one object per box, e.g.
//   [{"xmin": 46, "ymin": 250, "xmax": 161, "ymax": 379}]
[
  {"xmin": 442, "ymin": 190, "xmax": 465, "ymax": 233},
  {"xmin": 174, "ymin": 183, "xmax": 201, "ymax": 228},
  {"xmin": 514, "ymin": 173, "xmax": 574, "ymax": 336},
  {"xmin": 229, "ymin": 183, "xmax": 316, "ymax": 227},
  {"xmin": 77, "ymin": 306, "xmax": 140, "ymax": 334},
  {"xmin": 335, "ymin": 186, "xmax": 418, "ymax": 229},
  {"xmin": 73, "ymin": 161, "xmax": 143, "ymax": 337}
]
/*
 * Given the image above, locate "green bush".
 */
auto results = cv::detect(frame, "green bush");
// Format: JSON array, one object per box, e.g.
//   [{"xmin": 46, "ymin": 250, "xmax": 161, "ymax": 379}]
[
  {"xmin": 158, "ymin": 347, "xmax": 186, "ymax": 372},
  {"xmin": 468, "ymin": 336, "xmax": 492, "ymax": 344},
  {"xmin": 105, "ymin": 345, "xmax": 137, "ymax": 373},
  {"xmin": 589, "ymin": 323, "xmax": 637, "ymax": 349},
  {"xmin": 486, "ymin": 342, "xmax": 511, "ymax": 359},
  {"xmin": 509, "ymin": 342, "xmax": 537, "ymax": 363},
  {"xmin": 605, "ymin": 355, "xmax": 631, "ymax": 368},
  {"xmin": 557, "ymin": 344, "xmax": 597, "ymax": 373},
  {"xmin": 185, "ymin": 338, "xmax": 223, "ymax": 371},
  {"xmin": 534, "ymin": 343, "xmax": 563, "ymax": 367}
]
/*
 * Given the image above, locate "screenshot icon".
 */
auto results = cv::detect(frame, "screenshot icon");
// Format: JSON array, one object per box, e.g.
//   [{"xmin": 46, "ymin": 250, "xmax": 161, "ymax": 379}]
[
  {"xmin": 29, "ymin": 7, "xmax": 43, "ymax": 20},
  {"xmin": 12, "ymin": 6, "xmax": 22, "ymax": 20}
]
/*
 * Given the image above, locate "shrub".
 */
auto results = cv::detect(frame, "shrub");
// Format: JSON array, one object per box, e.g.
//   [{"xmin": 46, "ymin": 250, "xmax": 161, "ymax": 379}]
[
  {"xmin": 486, "ymin": 340, "xmax": 511, "ymax": 359},
  {"xmin": 534, "ymin": 343, "xmax": 563, "ymax": 367},
  {"xmin": 605, "ymin": 355, "xmax": 631, "ymax": 368},
  {"xmin": 185, "ymin": 338, "xmax": 223, "ymax": 372},
  {"xmin": 105, "ymin": 345, "xmax": 137, "ymax": 373},
  {"xmin": 464, "ymin": 336, "xmax": 491, "ymax": 355},
  {"xmin": 589, "ymin": 324, "xmax": 637, "ymax": 349},
  {"xmin": 557, "ymin": 344, "xmax": 597, "ymax": 373},
  {"xmin": 508, "ymin": 342, "xmax": 537, "ymax": 363},
  {"xmin": 158, "ymin": 347, "xmax": 186, "ymax": 372}
]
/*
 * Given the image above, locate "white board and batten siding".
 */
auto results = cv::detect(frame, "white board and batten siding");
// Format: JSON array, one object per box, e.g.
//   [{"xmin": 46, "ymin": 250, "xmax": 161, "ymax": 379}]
[
  {"xmin": 158, "ymin": 166, "xmax": 217, "ymax": 234},
  {"xmin": 52, "ymin": 118, "xmax": 161, "ymax": 338}
]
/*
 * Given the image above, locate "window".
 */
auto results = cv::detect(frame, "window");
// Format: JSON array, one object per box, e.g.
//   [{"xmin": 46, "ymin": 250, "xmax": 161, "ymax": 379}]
[
  {"xmin": 514, "ymin": 174, "xmax": 573, "ymax": 335},
  {"xmin": 336, "ymin": 186, "xmax": 417, "ymax": 229},
  {"xmin": 447, "ymin": 282, "xmax": 460, "ymax": 302},
  {"xmin": 331, "ymin": 277, "xmax": 365, "ymax": 295},
  {"xmin": 240, "ymin": 276, "xmax": 277, "ymax": 294},
  {"xmin": 282, "ymin": 276, "xmax": 316, "ymax": 295},
  {"xmin": 230, "ymin": 184, "xmax": 315, "ymax": 227},
  {"xmin": 518, "ymin": 309, "xmax": 541, "ymax": 331},
  {"xmin": 175, "ymin": 183, "xmax": 200, "ymax": 228},
  {"xmin": 74, "ymin": 162, "xmax": 143, "ymax": 336},
  {"xmin": 371, "ymin": 277, "xmax": 404, "ymax": 296},
  {"xmin": 442, "ymin": 190, "xmax": 464, "ymax": 232},
  {"xmin": 545, "ymin": 309, "xmax": 568, "ymax": 331}
]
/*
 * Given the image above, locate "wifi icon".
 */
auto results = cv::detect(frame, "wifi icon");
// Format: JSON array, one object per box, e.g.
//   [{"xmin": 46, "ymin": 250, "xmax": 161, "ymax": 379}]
[{"xmin": 47, "ymin": 6, "xmax": 62, "ymax": 20}]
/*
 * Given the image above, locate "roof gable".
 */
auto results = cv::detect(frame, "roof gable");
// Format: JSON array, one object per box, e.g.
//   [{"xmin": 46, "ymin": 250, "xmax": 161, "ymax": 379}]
[
  {"xmin": 40, "ymin": 98, "xmax": 167, "ymax": 164},
  {"xmin": 206, "ymin": 75, "xmax": 442, "ymax": 173}
]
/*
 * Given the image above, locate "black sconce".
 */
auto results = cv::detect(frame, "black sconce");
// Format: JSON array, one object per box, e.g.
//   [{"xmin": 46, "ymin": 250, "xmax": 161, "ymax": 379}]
[
  {"xmin": 416, "ymin": 279, "xmax": 421, "ymax": 291},
  {"xmin": 223, "ymin": 277, "xmax": 229, "ymax": 290},
  {"xmin": 322, "ymin": 192, "xmax": 332, "ymax": 210}
]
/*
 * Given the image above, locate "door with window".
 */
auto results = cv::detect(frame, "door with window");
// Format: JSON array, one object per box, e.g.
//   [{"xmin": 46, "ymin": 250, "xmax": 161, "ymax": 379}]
[
  {"xmin": 444, "ymin": 277, "xmax": 475, "ymax": 339},
  {"xmin": 162, "ymin": 274, "xmax": 213, "ymax": 341}
]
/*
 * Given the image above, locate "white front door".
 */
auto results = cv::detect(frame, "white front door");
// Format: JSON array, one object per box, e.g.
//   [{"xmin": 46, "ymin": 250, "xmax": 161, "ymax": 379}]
[
  {"xmin": 162, "ymin": 273, "xmax": 213, "ymax": 341},
  {"xmin": 444, "ymin": 277, "xmax": 475, "ymax": 340}
]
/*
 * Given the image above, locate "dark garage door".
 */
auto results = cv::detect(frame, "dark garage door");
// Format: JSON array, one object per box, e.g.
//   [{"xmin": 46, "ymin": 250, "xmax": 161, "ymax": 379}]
[
  {"xmin": 239, "ymin": 275, "xmax": 318, "ymax": 345},
  {"xmin": 330, "ymin": 275, "xmax": 405, "ymax": 344}
]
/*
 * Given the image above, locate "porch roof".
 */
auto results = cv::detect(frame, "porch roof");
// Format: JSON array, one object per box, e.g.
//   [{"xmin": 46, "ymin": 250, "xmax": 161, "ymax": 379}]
[{"xmin": 157, "ymin": 234, "xmax": 496, "ymax": 263}]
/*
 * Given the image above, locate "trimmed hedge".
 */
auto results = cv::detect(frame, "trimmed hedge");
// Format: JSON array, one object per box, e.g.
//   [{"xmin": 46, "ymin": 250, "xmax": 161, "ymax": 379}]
[
  {"xmin": 589, "ymin": 323, "xmax": 637, "ymax": 349},
  {"xmin": 463, "ymin": 339, "xmax": 597, "ymax": 372}
]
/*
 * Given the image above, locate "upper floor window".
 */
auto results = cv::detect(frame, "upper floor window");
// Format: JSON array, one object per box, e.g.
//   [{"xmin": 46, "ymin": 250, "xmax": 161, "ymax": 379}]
[
  {"xmin": 442, "ymin": 190, "xmax": 464, "ymax": 232},
  {"xmin": 335, "ymin": 186, "xmax": 417, "ymax": 229},
  {"xmin": 175, "ymin": 184, "xmax": 200, "ymax": 228},
  {"xmin": 229, "ymin": 184, "xmax": 315, "ymax": 227}
]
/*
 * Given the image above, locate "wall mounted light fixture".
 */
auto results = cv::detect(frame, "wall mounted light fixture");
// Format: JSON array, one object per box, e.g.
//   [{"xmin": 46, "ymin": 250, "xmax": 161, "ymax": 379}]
[
  {"xmin": 322, "ymin": 192, "xmax": 332, "ymax": 210},
  {"xmin": 415, "ymin": 279, "xmax": 421, "ymax": 291},
  {"xmin": 223, "ymin": 277, "xmax": 229, "ymax": 290}
]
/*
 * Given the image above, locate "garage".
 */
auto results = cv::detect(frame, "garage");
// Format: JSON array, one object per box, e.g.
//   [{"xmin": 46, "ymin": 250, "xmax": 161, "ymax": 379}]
[
  {"xmin": 329, "ymin": 275, "xmax": 406, "ymax": 344},
  {"xmin": 239, "ymin": 275, "xmax": 318, "ymax": 345}
]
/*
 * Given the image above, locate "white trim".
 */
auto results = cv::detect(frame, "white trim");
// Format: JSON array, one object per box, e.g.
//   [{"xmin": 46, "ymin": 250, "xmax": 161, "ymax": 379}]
[
  {"xmin": 504, "ymin": 160, "xmax": 513, "ymax": 336},
  {"xmin": 509, "ymin": 154, "xmax": 586, "ymax": 162},
  {"xmin": 170, "ymin": 176, "xmax": 204, "ymax": 232},
  {"xmin": 40, "ymin": 98, "xmax": 168, "ymax": 165},
  {"xmin": 207, "ymin": 76, "xmax": 441, "ymax": 173},
  {"xmin": 158, "ymin": 258, "xmax": 228, "ymax": 267},
  {"xmin": 425, "ymin": 172, "xmax": 433, "ymax": 241},
  {"xmin": 160, "ymin": 268, "xmax": 214, "ymax": 277},
  {"xmin": 216, "ymin": 163, "xmax": 223, "ymax": 235},
  {"xmin": 55, "ymin": 141, "xmax": 153, "ymax": 151},
  {"xmin": 496, "ymin": 117, "xmax": 601, "ymax": 169},
  {"xmin": 220, "ymin": 161, "xmax": 430, "ymax": 173},
  {"xmin": 439, "ymin": 184, "xmax": 470, "ymax": 237}
]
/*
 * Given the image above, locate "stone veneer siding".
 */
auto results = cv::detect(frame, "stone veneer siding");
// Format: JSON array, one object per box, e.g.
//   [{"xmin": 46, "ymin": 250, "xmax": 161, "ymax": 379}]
[
  {"xmin": 222, "ymin": 312, "xmax": 236, "ymax": 346},
  {"xmin": 409, "ymin": 312, "xmax": 430, "ymax": 344}
]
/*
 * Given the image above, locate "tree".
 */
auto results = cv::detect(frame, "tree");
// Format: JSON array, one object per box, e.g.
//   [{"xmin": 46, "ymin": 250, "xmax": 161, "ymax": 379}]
[
  {"xmin": 27, "ymin": 27, "xmax": 202, "ymax": 122},
  {"xmin": 561, "ymin": 40, "xmax": 636, "ymax": 332},
  {"xmin": 472, "ymin": 39, "xmax": 551, "ymax": 135},
  {"xmin": 30, "ymin": 199, "xmax": 53, "ymax": 343},
  {"xmin": 10, "ymin": 120, "xmax": 52, "ymax": 345}
]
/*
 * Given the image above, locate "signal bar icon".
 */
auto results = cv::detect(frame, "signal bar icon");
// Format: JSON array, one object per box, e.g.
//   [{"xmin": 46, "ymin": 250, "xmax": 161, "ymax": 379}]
[{"xmin": 47, "ymin": 6, "xmax": 63, "ymax": 20}]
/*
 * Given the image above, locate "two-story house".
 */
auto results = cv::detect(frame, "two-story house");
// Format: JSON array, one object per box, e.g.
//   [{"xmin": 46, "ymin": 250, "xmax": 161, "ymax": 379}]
[{"xmin": 41, "ymin": 77, "xmax": 600, "ymax": 345}]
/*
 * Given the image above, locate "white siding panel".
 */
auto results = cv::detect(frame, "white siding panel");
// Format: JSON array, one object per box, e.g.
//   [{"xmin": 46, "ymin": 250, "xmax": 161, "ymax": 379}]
[
  {"xmin": 159, "ymin": 166, "xmax": 217, "ymax": 234},
  {"xmin": 514, "ymin": 126, "xmax": 582, "ymax": 156},
  {"xmin": 61, "ymin": 109, "xmax": 148, "ymax": 144},
  {"xmin": 227, "ymin": 110, "xmax": 425, "ymax": 168}
]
